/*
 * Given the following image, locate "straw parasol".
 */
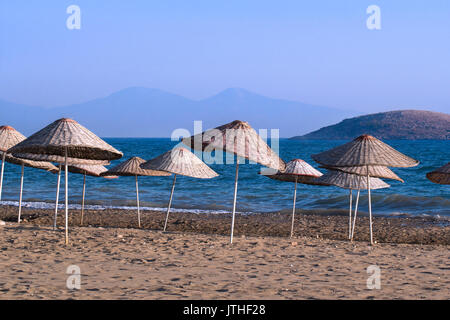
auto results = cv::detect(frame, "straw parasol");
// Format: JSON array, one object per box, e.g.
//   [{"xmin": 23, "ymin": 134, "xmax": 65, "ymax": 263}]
[
  {"xmin": 312, "ymin": 135, "xmax": 419, "ymax": 168},
  {"xmin": 182, "ymin": 120, "xmax": 285, "ymax": 243},
  {"xmin": 8, "ymin": 119, "xmax": 122, "ymax": 161},
  {"xmin": 0, "ymin": 126, "xmax": 26, "ymax": 201},
  {"xmin": 317, "ymin": 169, "xmax": 390, "ymax": 241},
  {"xmin": 141, "ymin": 147, "xmax": 218, "ymax": 231},
  {"xmin": 101, "ymin": 157, "xmax": 171, "ymax": 228},
  {"xmin": 320, "ymin": 165, "xmax": 403, "ymax": 240},
  {"xmin": 8, "ymin": 118, "xmax": 123, "ymax": 245},
  {"xmin": 260, "ymin": 159, "xmax": 324, "ymax": 238},
  {"xmin": 312, "ymin": 134, "xmax": 418, "ymax": 245},
  {"xmin": 426, "ymin": 163, "xmax": 450, "ymax": 185},
  {"xmin": 321, "ymin": 165, "xmax": 402, "ymax": 239},
  {"xmin": 316, "ymin": 170, "xmax": 389, "ymax": 190},
  {"xmin": 321, "ymin": 165, "xmax": 404, "ymax": 182},
  {"xmin": 3, "ymin": 154, "xmax": 58, "ymax": 223},
  {"xmin": 11, "ymin": 153, "xmax": 111, "ymax": 165}
]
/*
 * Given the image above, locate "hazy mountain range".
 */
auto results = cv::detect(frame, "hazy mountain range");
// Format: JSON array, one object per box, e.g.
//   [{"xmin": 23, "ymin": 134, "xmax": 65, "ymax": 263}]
[{"xmin": 0, "ymin": 87, "xmax": 358, "ymax": 137}]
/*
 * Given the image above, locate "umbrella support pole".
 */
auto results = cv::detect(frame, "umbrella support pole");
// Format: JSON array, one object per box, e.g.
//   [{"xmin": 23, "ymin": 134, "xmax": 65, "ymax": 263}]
[
  {"xmin": 163, "ymin": 174, "xmax": 177, "ymax": 232},
  {"xmin": 367, "ymin": 166, "xmax": 374, "ymax": 245},
  {"xmin": 290, "ymin": 176, "xmax": 298, "ymax": 238},
  {"xmin": 64, "ymin": 148, "xmax": 69, "ymax": 245},
  {"xmin": 80, "ymin": 173, "xmax": 86, "ymax": 226},
  {"xmin": 17, "ymin": 164, "xmax": 24, "ymax": 223},
  {"xmin": 0, "ymin": 152, "xmax": 5, "ymax": 202},
  {"xmin": 136, "ymin": 175, "xmax": 141, "ymax": 228},
  {"xmin": 348, "ymin": 189, "xmax": 353, "ymax": 239},
  {"xmin": 53, "ymin": 164, "xmax": 62, "ymax": 230},
  {"xmin": 351, "ymin": 189, "xmax": 361, "ymax": 241},
  {"xmin": 230, "ymin": 159, "xmax": 239, "ymax": 244}
]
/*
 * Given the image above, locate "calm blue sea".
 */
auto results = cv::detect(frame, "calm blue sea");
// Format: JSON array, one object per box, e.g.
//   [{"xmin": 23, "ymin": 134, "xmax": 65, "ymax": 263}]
[{"xmin": 1, "ymin": 139, "xmax": 449, "ymax": 217}]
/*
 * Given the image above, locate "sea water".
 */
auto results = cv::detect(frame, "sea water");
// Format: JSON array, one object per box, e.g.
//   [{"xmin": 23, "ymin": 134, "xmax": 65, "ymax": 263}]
[{"xmin": 0, "ymin": 139, "xmax": 448, "ymax": 218}]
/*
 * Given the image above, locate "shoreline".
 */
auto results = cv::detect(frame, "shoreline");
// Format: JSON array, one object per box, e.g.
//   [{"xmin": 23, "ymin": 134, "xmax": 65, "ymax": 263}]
[
  {"xmin": 1, "ymin": 206, "xmax": 449, "ymax": 245},
  {"xmin": 1, "ymin": 197, "xmax": 448, "ymax": 218}
]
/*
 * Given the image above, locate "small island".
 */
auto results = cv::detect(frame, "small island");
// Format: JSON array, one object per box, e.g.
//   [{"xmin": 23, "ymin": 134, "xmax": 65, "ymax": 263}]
[{"xmin": 290, "ymin": 110, "xmax": 450, "ymax": 140}]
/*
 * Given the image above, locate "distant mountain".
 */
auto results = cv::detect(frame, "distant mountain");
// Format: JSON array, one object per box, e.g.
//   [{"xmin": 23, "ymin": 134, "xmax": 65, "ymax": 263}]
[
  {"xmin": 290, "ymin": 110, "xmax": 450, "ymax": 140},
  {"xmin": 0, "ymin": 87, "xmax": 356, "ymax": 137}
]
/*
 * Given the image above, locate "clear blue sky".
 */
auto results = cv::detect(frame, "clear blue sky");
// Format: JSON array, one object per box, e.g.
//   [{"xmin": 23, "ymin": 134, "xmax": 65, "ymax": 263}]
[{"xmin": 0, "ymin": 0, "xmax": 449, "ymax": 113}]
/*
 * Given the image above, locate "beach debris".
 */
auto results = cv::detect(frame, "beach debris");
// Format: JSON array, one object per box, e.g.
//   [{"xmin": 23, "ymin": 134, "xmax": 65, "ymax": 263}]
[{"xmin": 0, "ymin": 220, "xmax": 6, "ymax": 226}]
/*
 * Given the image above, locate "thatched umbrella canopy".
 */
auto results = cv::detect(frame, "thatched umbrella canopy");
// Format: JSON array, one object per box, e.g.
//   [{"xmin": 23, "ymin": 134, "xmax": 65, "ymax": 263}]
[
  {"xmin": 261, "ymin": 159, "xmax": 323, "ymax": 182},
  {"xmin": 102, "ymin": 156, "xmax": 170, "ymax": 177},
  {"xmin": 3, "ymin": 154, "xmax": 58, "ymax": 223},
  {"xmin": 312, "ymin": 134, "xmax": 419, "ymax": 168},
  {"xmin": 0, "ymin": 126, "xmax": 26, "ymax": 152},
  {"xmin": 312, "ymin": 135, "xmax": 417, "ymax": 245},
  {"xmin": 0, "ymin": 126, "xmax": 26, "ymax": 201},
  {"xmin": 426, "ymin": 163, "xmax": 450, "ymax": 185},
  {"xmin": 101, "ymin": 157, "xmax": 171, "ymax": 228},
  {"xmin": 68, "ymin": 164, "xmax": 109, "ymax": 176},
  {"xmin": 11, "ymin": 153, "xmax": 111, "ymax": 165},
  {"xmin": 317, "ymin": 169, "xmax": 390, "ymax": 241},
  {"xmin": 260, "ymin": 159, "xmax": 324, "ymax": 238},
  {"xmin": 321, "ymin": 165, "xmax": 404, "ymax": 182},
  {"xmin": 0, "ymin": 126, "xmax": 57, "ymax": 223},
  {"xmin": 141, "ymin": 147, "xmax": 218, "ymax": 231},
  {"xmin": 8, "ymin": 118, "xmax": 122, "ymax": 161},
  {"xmin": 182, "ymin": 120, "xmax": 285, "ymax": 170},
  {"xmin": 4, "ymin": 154, "xmax": 59, "ymax": 172},
  {"xmin": 317, "ymin": 170, "xmax": 390, "ymax": 190},
  {"xmin": 8, "ymin": 118, "xmax": 123, "ymax": 245},
  {"xmin": 182, "ymin": 120, "xmax": 285, "ymax": 243}
]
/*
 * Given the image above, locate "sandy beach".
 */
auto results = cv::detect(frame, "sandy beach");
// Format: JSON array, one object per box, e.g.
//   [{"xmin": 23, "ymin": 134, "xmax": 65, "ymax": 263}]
[{"xmin": 0, "ymin": 206, "xmax": 448, "ymax": 300}]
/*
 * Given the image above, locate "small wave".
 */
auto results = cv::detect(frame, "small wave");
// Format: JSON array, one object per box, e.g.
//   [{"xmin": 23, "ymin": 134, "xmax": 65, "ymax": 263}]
[
  {"xmin": 305, "ymin": 193, "xmax": 450, "ymax": 217},
  {"xmin": 1, "ymin": 191, "xmax": 448, "ymax": 218},
  {"xmin": 0, "ymin": 200, "xmax": 250, "ymax": 215}
]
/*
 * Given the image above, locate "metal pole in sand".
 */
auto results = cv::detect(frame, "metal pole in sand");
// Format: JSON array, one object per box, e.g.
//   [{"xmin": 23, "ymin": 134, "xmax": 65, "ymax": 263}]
[
  {"xmin": 163, "ymin": 174, "xmax": 177, "ymax": 232},
  {"xmin": 53, "ymin": 163, "xmax": 62, "ymax": 230},
  {"xmin": 351, "ymin": 175, "xmax": 362, "ymax": 241},
  {"xmin": 290, "ymin": 176, "xmax": 298, "ymax": 238},
  {"xmin": 0, "ymin": 152, "xmax": 6, "ymax": 201},
  {"xmin": 80, "ymin": 173, "xmax": 86, "ymax": 225},
  {"xmin": 367, "ymin": 165, "xmax": 374, "ymax": 245},
  {"xmin": 348, "ymin": 189, "xmax": 353, "ymax": 239},
  {"xmin": 230, "ymin": 158, "xmax": 239, "ymax": 244},
  {"xmin": 17, "ymin": 164, "xmax": 24, "ymax": 223},
  {"xmin": 64, "ymin": 147, "xmax": 69, "ymax": 245},
  {"xmin": 136, "ymin": 175, "xmax": 141, "ymax": 228}
]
